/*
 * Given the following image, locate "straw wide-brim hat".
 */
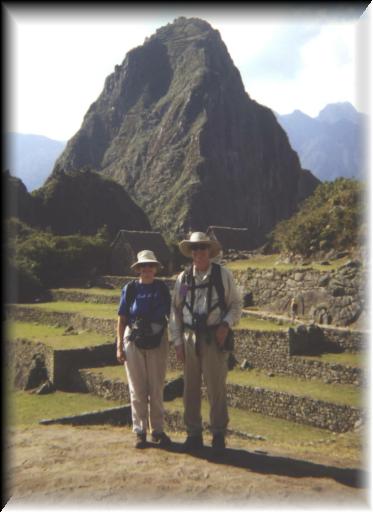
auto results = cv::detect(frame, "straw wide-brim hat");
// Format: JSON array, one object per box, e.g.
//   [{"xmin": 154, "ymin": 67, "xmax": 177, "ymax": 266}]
[
  {"xmin": 130, "ymin": 250, "xmax": 162, "ymax": 271},
  {"xmin": 179, "ymin": 232, "xmax": 221, "ymax": 258}
]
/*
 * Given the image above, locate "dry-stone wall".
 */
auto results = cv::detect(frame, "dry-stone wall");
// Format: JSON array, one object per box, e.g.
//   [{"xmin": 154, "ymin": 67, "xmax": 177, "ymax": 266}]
[
  {"xmin": 322, "ymin": 328, "xmax": 366, "ymax": 352},
  {"xmin": 53, "ymin": 345, "xmax": 117, "ymax": 390},
  {"xmin": 9, "ymin": 338, "xmax": 54, "ymax": 390},
  {"xmin": 78, "ymin": 369, "xmax": 184, "ymax": 403},
  {"xmin": 225, "ymin": 384, "xmax": 362, "ymax": 433},
  {"xmin": 232, "ymin": 260, "xmax": 365, "ymax": 326},
  {"xmin": 79, "ymin": 369, "xmax": 130, "ymax": 402},
  {"xmin": 233, "ymin": 329, "xmax": 365, "ymax": 386},
  {"xmin": 9, "ymin": 338, "xmax": 116, "ymax": 390}
]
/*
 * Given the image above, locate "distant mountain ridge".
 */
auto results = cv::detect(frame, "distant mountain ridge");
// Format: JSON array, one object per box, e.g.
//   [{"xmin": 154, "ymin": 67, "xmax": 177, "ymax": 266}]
[
  {"xmin": 276, "ymin": 102, "xmax": 365, "ymax": 182},
  {"xmin": 8, "ymin": 101, "xmax": 363, "ymax": 194},
  {"xmin": 5, "ymin": 133, "xmax": 66, "ymax": 191}
]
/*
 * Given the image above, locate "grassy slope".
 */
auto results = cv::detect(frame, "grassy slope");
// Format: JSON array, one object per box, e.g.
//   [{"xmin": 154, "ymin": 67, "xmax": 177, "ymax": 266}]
[
  {"xmin": 7, "ymin": 321, "xmax": 112, "ymax": 349},
  {"xmin": 164, "ymin": 397, "xmax": 362, "ymax": 453},
  {"xmin": 227, "ymin": 369, "xmax": 362, "ymax": 408},
  {"xmin": 236, "ymin": 316, "xmax": 293, "ymax": 330},
  {"xmin": 7, "ymin": 391, "xmax": 125, "ymax": 427},
  {"xmin": 52, "ymin": 287, "xmax": 122, "ymax": 297},
  {"xmin": 227, "ymin": 254, "xmax": 351, "ymax": 272},
  {"xmin": 14, "ymin": 301, "xmax": 117, "ymax": 318},
  {"xmin": 7, "ymin": 389, "xmax": 360, "ymax": 456},
  {"xmin": 13, "ymin": 302, "xmax": 289, "ymax": 331}
]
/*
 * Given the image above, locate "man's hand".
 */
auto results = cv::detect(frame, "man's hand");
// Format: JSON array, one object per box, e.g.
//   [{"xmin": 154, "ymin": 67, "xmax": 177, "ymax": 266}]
[
  {"xmin": 175, "ymin": 344, "xmax": 185, "ymax": 363},
  {"xmin": 215, "ymin": 322, "xmax": 229, "ymax": 348},
  {"xmin": 116, "ymin": 346, "xmax": 126, "ymax": 364}
]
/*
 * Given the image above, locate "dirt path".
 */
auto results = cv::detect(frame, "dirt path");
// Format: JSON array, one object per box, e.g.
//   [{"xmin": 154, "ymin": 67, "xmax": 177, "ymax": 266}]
[{"xmin": 5, "ymin": 425, "xmax": 368, "ymax": 507}]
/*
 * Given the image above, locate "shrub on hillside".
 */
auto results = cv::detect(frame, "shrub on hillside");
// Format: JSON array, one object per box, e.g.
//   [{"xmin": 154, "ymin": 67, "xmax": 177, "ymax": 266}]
[
  {"xmin": 5, "ymin": 260, "xmax": 47, "ymax": 303},
  {"xmin": 270, "ymin": 178, "xmax": 364, "ymax": 256},
  {"xmin": 5, "ymin": 219, "xmax": 111, "ymax": 302}
]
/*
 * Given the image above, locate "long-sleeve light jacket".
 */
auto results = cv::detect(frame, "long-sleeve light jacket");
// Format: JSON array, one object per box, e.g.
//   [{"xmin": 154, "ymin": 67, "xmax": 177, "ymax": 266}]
[{"xmin": 169, "ymin": 263, "xmax": 242, "ymax": 346}]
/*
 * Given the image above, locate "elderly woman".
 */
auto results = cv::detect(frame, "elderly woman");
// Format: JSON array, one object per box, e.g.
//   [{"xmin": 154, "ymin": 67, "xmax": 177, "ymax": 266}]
[{"xmin": 116, "ymin": 250, "xmax": 172, "ymax": 449}]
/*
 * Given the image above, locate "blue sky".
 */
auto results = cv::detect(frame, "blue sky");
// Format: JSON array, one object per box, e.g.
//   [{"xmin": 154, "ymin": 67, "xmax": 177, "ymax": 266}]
[{"xmin": 4, "ymin": 3, "xmax": 370, "ymax": 141}]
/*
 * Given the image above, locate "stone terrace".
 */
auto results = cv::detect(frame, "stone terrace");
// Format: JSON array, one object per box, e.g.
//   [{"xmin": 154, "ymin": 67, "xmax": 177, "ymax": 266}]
[{"xmin": 6, "ymin": 276, "xmax": 367, "ymax": 433}]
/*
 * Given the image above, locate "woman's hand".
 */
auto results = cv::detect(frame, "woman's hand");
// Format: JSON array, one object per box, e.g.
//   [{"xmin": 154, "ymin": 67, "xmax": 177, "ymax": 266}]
[
  {"xmin": 117, "ymin": 346, "xmax": 126, "ymax": 364},
  {"xmin": 175, "ymin": 344, "xmax": 185, "ymax": 363}
]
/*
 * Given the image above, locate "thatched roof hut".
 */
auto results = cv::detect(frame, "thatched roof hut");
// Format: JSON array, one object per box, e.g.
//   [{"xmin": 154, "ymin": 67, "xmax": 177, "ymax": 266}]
[
  {"xmin": 206, "ymin": 226, "xmax": 252, "ymax": 252},
  {"xmin": 110, "ymin": 230, "xmax": 172, "ymax": 276}
]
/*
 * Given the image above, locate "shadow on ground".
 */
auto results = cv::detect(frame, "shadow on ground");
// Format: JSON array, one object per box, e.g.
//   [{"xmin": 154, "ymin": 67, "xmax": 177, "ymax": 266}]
[{"xmin": 151, "ymin": 441, "xmax": 367, "ymax": 489}]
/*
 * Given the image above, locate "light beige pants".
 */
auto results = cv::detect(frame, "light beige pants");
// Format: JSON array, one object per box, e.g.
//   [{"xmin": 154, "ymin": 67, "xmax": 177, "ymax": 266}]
[
  {"xmin": 124, "ymin": 333, "xmax": 168, "ymax": 434},
  {"xmin": 183, "ymin": 331, "xmax": 229, "ymax": 436}
]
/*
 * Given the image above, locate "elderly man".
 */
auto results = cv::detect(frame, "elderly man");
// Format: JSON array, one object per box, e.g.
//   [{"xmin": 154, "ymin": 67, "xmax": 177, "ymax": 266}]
[{"xmin": 170, "ymin": 232, "xmax": 242, "ymax": 453}]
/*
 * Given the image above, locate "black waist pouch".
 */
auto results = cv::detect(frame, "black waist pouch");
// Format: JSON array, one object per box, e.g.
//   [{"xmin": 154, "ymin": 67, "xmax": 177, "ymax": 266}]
[
  {"xmin": 129, "ymin": 318, "xmax": 164, "ymax": 349},
  {"xmin": 207, "ymin": 324, "xmax": 235, "ymax": 352}
]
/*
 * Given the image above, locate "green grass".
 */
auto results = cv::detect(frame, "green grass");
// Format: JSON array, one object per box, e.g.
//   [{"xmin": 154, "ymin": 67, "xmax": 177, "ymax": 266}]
[
  {"xmin": 14, "ymin": 301, "xmax": 118, "ymax": 319},
  {"xmin": 52, "ymin": 287, "xmax": 122, "ymax": 297},
  {"xmin": 7, "ymin": 390, "xmax": 124, "ymax": 427},
  {"xmin": 300, "ymin": 352, "xmax": 366, "ymax": 368},
  {"xmin": 236, "ymin": 316, "xmax": 293, "ymax": 331},
  {"xmin": 227, "ymin": 368, "xmax": 363, "ymax": 407},
  {"xmin": 6, "ymin": 321, "xmax": 112, "ymax": 349},
  {"xmin": 165, "ymin": 397, "xmax": 338, "ymax": 445},
  {"xmin": 166, "ymin": 397, "xmax": 364, "ymax": 464},
  {"xmin": 227, "ymin": 254, "xmax": 351, "ymax": 272},
  {"xmin": 14, "ymin": 301, "xmax": 292, "ymax": 332}
]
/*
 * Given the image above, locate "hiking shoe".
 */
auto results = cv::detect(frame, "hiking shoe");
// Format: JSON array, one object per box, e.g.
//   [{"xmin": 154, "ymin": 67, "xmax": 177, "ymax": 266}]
[
  {"xmin": 183, "ymin": 434, "xmax": 204, "ymax": 452},
  {"xmin": 212, "ymin": 433, "xmax": 226, "ymax": 454},
  {"xmin": 134, "ymin": 433, "xmax": 147, "ymax": 449},
  {"xmin": 151, "ymin": 431, "xmax": 172, "ymax": 448}
]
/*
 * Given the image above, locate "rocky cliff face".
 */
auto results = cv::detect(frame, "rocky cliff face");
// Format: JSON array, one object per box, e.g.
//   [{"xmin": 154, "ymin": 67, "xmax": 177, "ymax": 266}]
[{"xmin": 51, "ymin": 17, "xmax": 319, "ymax": 243}]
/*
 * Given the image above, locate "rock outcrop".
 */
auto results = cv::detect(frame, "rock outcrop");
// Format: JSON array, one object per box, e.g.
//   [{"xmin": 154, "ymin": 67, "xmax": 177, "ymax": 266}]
[{"xmin": 50, "ymin": 16, "xmax": 319, "ymax": 241}]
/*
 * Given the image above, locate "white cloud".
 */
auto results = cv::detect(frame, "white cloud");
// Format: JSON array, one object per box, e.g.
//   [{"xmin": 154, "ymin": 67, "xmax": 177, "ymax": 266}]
[
  {"xmin": 235, "ymin": 21, "xmax": 358, "ymax": 117},
  {"xmin": 296, "ymin": 23, "xmax": 357, "ymax": 116},
  {"xmin": 5, "ymin": 7, "xmax": 365, "ymax": 139}
]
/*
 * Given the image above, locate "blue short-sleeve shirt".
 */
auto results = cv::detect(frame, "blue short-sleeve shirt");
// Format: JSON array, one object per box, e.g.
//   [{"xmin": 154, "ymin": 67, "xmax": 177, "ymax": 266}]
[{"xmin": 118, "ymin": 280, "xmax": 171, "ymax": 323}]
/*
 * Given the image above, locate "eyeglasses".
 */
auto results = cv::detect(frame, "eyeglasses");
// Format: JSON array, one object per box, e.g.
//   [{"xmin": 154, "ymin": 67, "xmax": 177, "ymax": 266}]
[
  {"xmin": 138, "ymin": 263, "xmax": 157, "ymax": 268},
  {"xmin": 191, "ymin": 244, "xmax": 209, "ymax": 251}
]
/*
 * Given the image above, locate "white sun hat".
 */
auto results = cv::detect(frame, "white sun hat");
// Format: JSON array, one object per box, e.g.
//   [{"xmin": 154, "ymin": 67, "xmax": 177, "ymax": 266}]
[
  {"xmin": 179, "ymin": 232, "xmax": 221, "ymax": 258},
  {"xmin": 130, "ymin": 250, "xmax": 162, "ymax": 271}
]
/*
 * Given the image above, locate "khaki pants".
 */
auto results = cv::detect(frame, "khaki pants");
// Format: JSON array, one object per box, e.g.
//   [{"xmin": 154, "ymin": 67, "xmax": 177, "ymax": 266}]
[
  {"xmin": 124, "ymin": 334, "xmax": 168, "ymax": 434},
  {"xmin": 183, "ymin": 331, "xmax": 229, "ymax": 436}
]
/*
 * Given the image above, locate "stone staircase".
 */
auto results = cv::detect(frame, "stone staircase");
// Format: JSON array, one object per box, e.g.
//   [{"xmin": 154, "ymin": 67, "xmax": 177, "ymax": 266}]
[{"xmin": 7, "ymin": 281, "xmax": 367, "ymax": 435}]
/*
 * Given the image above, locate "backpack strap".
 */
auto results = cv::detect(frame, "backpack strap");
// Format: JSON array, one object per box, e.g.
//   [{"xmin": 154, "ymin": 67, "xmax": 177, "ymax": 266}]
[
  {"xmin": 182, "ymin": 263, "xmax": 226, "ymax": 318},
  {"xmin": 153, "ymin": 279, "xmax": 171, "ymax": 322},
  {"xmin": 123, "ymin": 279, "xmax": 137, "ymax": 317},
  {"xmin": 181, "ymin": 265, "xmax": 195, "ymax": 315}
]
